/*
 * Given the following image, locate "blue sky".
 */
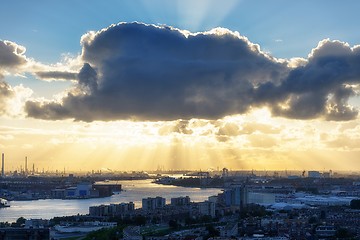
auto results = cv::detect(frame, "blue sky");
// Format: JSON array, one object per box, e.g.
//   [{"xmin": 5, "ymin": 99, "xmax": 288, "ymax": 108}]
[
  {"xmin": 2, "ymin": 0, "xmax": 360, "ymax": 106},
  {"xmin": 1, "ymin": 0, "xmax": 360, "ymax": 63}
]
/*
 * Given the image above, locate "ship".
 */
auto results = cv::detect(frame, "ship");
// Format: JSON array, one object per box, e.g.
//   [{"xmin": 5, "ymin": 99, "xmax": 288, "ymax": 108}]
[{"xmin": 0, "ymin": 198, "xmax": 10, "ymax": 208}]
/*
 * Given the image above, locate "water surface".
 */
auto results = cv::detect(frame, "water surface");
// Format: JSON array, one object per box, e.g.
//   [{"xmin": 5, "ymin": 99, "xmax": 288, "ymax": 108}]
[{"xmin": 0, "ymin": 179, "xmax": 222, "ymax": 223}]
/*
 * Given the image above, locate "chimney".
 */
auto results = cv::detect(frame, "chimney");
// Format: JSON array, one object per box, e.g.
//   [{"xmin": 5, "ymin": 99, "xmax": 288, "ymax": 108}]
[
  {"xmin": 1, "ymin": 153, "xmax": 4, "ymax": 177},
  {"xmin": 25, "ymin": 156, "xmax": 28, "ymax": 174}
]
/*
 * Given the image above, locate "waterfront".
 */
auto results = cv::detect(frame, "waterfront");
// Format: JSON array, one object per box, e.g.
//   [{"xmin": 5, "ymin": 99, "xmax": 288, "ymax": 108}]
[{"xmin": 0, "ymin": 179, "xmax": 222, "ymax": 223}]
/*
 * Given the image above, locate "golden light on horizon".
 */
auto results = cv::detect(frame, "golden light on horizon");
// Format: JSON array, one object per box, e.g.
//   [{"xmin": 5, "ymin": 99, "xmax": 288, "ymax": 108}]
[{"xmin": 1, "ymin": 105, "xmax": 360, "ymax": 172}]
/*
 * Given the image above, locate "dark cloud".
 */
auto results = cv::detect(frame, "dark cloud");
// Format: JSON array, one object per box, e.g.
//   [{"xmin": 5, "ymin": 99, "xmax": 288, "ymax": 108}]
[
  {"xmin": 25, "ymin": 23, "xmax": 286, "ymax": 121},
  {"xmin": 258, "ymin": 39, "xmax": 360, "ymax": 121},
  {"xmin": 77, "ymin": 63, "xmax": 98, "ymax": 93},
  {"xmin": 25, "ymin": 23, "xmax": 360, "ymax": 122},
  {"xmin": 0, "ymin": 40, "xmax": 26, "ymax": 69},
  {"xmin": 34, "ymin": 71, "xmax": 77, "ymax": 81}
]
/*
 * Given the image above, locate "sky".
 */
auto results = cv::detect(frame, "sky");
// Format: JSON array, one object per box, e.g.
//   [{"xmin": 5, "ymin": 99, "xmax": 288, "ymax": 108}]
[{"xmin": 1, "ymin": 0, "xmax": 360, "ymax": 173}]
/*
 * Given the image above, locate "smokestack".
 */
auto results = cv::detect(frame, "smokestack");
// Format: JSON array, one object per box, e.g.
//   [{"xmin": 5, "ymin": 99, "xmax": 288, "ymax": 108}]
[
  {"xmin": 25, "ymin": 156, "xmax": 28, "ymax": 174},
  {"xmin": 1, "ymin": 153, "xmax": 4, "ymax": 177}
]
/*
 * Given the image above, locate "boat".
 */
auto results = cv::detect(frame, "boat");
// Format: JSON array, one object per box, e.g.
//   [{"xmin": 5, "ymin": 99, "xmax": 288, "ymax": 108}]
[{"xmin": 0, "ymin": 198, "xmax": 10, "ymax": 208}]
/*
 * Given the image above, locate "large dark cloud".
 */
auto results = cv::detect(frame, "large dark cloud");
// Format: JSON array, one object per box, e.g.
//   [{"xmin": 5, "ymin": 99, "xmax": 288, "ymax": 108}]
[{"xmin": 25, "ymin": 23, "xmax": 360, "ymax": 121}]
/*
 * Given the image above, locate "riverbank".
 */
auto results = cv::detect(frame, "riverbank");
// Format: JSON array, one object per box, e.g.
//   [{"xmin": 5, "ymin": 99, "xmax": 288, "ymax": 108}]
[{"xmin": 154, "ymin": 176, "xmax": 224, "ymax": 188}]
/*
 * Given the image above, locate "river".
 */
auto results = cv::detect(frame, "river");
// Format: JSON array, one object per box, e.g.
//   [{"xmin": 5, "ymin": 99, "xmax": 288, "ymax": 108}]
[{"xmin": 0, "ymin": 179, "xmax": 222, "ymax": 223}]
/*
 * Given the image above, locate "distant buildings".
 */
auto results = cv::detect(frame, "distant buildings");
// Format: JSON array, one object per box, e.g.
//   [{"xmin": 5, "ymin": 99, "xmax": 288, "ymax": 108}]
[
  {"xmin": 170, "ymin": 196, "xmax": 190, "ymax": 206},
  {"xmin": 223, "ymin": 185, "xmax": 249, "ymax": 209},
  {"xmin": 25, "ymin": 219, "xmax": 49, "ymax": 228},
  {"xmin": 315, "ymin": 225, "xmax": 336, "ymax": 238},
  {"xmin": 197, "ymin": 201, "xmax": 216, "ymax": 218},
  {"xmin": 142, "ymin": 196, "xmax": 166, "ymax": 210},
  {"xmin": 51, "ymin": 182, "xmax": 121, "ymax": 199},
  {"xmin": 54, "ymin": 222, "xmax": 116, "ymax": 234},
  {"xmin": 155, "ymin": 176, "xmax": 176, "ymax": 185},
  {"xmin": 93, "ymin": 182, "xmax": 122, "ymax": 196},
  {"xmin": 308, "ymin": 171, "xmax": 321, "ymax": 178},
  {"xmin": 248, "ymin": 192, "xmax": 276, "ymax": 205},
  {"xmin": 89, "ymin": 202, "xmax": 135, "ymax": 217},
  {"xmin": 51, "ymin": 183, "xmax": 95, "ymax": 199},
  {"xmin": 307, "ymin": 170, "xmax": 332, "ymax": 179}
]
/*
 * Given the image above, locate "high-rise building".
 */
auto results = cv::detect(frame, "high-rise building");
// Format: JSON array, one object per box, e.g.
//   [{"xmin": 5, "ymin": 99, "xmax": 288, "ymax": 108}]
[
  {"xmin": 142, "ymin": 196, "xmax": 166, "ymax": 210},
  {"xmin": 171, "ymin": 196, "xmax": 190, "ymax": 206},
  {"xmin": 197, "ymin": 201, "xmax": 216, "ymax": 217},
  {"xmin": 224, "ymin": 185, "xmax": 248, "ymax": 209}
]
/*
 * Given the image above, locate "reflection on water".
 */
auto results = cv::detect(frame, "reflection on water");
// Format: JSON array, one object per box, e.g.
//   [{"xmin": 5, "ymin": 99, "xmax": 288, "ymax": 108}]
[{"xmin": 0, "ymin": 179, "xmax": 222, "ymax": 223}]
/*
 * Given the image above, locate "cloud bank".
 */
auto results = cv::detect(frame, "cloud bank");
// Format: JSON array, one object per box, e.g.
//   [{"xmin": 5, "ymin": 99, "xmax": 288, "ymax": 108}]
[{"xmin": 22, "ymin": 23, "xmax": 360, "ymax": 121}]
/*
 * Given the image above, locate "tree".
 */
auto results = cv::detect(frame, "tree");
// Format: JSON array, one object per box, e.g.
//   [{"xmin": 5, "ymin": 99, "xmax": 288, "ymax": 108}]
[
  {"xmin": 308, "ymin": 216, "xmax": 318, "ymax": 224},
  {"xmin": 336, "ymin": 228, "xmax": 354, "ymax": 238},
  {"xmin": 14, "ymin": 217, "xmax": 26, "ymax": 227},
  {"xmin": 133, "ymin": 215, "xmax": 146, "ymax": 226},
  {"xmin": 206, "ymin": 225, "xmax": 220, "ymax": 238},
  {"xmin": 320, "ymin": 210, "xmax": 326, "ymax": 219},
  {"xmin": 350, "ymin": 199, "xmax": 360, "ymax": 209},
  {"xmin": 169, "ymin": 219, "xmax": 178, "ymax": 229}
]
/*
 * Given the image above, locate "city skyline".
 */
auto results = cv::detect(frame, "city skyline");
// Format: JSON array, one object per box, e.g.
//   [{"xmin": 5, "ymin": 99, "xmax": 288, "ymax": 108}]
[{"xmin": 1, "ymin": 1, "xmax": 360, "ymax": 171}]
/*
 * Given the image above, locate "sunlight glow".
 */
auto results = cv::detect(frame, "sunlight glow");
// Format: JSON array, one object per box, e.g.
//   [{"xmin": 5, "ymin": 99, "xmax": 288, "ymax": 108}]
[
  {"xmin": 174, "ymin": 0, "xmax": 240, "ymax": 31},
  {"xmin": 2, "ymin": 104, "xmax": 360, "ymax": 172}
]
